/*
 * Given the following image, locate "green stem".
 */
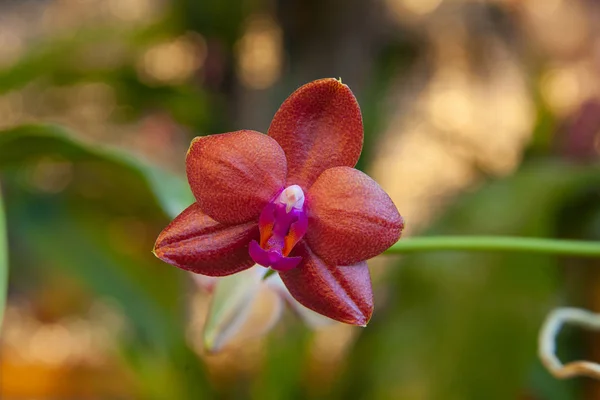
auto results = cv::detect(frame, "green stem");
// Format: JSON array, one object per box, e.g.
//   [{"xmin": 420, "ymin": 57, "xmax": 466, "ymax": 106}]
[{"xmin": 386, "ymin": 236, "xmax": 600, "ymax": 258}]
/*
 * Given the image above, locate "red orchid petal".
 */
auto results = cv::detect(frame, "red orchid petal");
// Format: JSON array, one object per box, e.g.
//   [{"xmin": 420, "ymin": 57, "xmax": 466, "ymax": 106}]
[
  {"xmin": 279, "ymin": 242, "xmax": 373, "ymax": 326},
  {"xmin": 306, "ymin": 166, "xmax": 404, "ymax": 265},
  {"xmin": 186, "ymin": 130, "xmax": 287, "ymax": 225},
  {"xmin": 154, "ymin": 203, "xmax": 258, "ymax": 276},
  {"xmin": 267, "ymin": 78, "xmax": 364, "ymax": 189}
]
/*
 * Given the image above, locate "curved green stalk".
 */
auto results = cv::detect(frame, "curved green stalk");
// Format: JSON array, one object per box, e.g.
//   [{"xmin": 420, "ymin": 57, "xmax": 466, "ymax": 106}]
[{"xmin": 386, "ymin": 236, "xmax": 600, "ymax": 258}]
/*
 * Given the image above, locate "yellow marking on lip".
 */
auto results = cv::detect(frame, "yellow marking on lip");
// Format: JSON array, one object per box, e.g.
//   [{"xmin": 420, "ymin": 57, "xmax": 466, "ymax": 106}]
[{"xmin": 259, "ymin": 222, "xmax": 274, "ymax": 248}]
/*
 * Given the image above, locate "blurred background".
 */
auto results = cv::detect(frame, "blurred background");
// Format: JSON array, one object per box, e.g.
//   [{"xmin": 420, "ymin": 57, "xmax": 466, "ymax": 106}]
[{"xmin": 0, "ymin": 0, "xmax": 600, "ymax": 398}]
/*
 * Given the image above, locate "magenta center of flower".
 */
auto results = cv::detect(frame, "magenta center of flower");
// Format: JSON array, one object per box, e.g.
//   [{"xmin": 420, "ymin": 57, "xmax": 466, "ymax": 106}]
[{"xmin": 249, "ymin": 185, "xmax": 308, "ymax": 271}]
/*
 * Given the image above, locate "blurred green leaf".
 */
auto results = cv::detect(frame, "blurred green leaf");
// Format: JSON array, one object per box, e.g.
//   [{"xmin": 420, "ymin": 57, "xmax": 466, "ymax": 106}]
[
  {"xmin": 0, "ymin": 123, "xmax": 212, "ymax": 398},
  {"xmin": 177, "ymin": 0, "xmax": 248, "ymax": 46},
  {"xmin": 254, "ymin": 323, "xmax": 312, "ymax": 400},
  {"xmin": 337, "ymin": 160, "xmax": 600, "ymax": 400},
  {"xmin": 0, "ymin": 124, "xmax": 193, "ymax": 217},
  {"xmin": 0, "ymin": 187, "xmax": 7, "ymax": 330},
  {"xmin": 7, "ymin": 189, "xmax": 179, "ymax": 346}
]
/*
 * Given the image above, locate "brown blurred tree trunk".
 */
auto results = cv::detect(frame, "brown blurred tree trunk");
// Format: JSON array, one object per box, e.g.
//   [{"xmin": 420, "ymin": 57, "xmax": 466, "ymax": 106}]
[{"xmin": 236, "ymin": 0, "xmax": 388, "ymax": 132}]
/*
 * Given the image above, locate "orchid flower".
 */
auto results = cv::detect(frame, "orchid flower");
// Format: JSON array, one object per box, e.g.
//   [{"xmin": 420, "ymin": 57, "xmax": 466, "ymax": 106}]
[{"xmin": 154, "ymin": 78, "xmax": 404, "ymax": 326}]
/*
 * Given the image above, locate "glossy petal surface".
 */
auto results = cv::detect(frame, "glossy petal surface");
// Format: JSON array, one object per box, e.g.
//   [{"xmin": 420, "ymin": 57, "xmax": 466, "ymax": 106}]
[
  {"xmin": 154, "ymin": 203, "xmax": 258, "ymax": 276},
  {"xmin": 268, "ymin": 79, "xmax": 363, "ymax": 189},
  {"xmin": 279, "ymin": 242, "xmax": 373, "ymax": 325},
  {"xmin": 186, "ymin": 130, "xmax": 287, "ymax": 224},
  {"xmin": 306, "ymin": 167, "xmax": 404, "ymax": 265}
]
